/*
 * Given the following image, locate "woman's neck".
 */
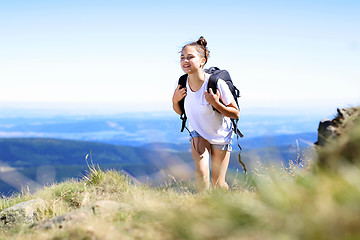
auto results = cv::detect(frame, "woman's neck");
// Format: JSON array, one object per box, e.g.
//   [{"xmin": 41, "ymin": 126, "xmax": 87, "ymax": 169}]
[{"xmin": 188, "ymin": 69, "xmax": 205, "ymax": 91}]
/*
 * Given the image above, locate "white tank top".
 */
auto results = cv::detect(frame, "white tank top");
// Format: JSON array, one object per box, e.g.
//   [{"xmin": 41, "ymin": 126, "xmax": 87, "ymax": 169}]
[{"xmin": 184, "ymin": 73, "xmax": 235, "ymax": 144}]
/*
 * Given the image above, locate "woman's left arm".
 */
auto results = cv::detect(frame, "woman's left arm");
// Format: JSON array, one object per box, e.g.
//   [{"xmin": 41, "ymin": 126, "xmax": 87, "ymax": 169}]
[{"xmin": 205, "ymin": 88, "xmax": 240, "ymax": 119}]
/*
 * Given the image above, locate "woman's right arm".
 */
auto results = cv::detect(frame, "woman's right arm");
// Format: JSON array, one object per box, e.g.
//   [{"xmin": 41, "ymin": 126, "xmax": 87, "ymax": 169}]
[{"xmin": 172, "ymin": 85, "xmax": 187, "ymax": 115}]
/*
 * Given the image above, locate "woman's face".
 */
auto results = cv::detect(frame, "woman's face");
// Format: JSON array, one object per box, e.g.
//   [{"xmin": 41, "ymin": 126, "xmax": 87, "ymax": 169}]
[{"xmin": 180, "ymin": 46, "xmax": 206, "ymax": 74}]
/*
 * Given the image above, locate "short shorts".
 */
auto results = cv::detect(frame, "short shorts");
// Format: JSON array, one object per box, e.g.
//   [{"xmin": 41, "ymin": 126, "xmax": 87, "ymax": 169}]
[{"xmin": 189, "ymin": 130, "xmax": 232, "ymax": 151}]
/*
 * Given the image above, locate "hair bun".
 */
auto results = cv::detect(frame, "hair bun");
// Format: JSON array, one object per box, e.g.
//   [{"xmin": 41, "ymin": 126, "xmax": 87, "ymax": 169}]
[{"xmin": 196, "ymin": 36, "xmax": 207, "ymax": 47}]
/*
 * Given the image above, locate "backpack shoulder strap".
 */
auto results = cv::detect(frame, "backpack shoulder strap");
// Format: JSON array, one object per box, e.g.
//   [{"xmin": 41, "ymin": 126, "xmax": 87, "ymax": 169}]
[
  {"xmin": 207, "ymin": 73, "xmax": 218, "ymax": 95},
  {"xmin": 206, "ymin": 67, "xmax": 219, "ymax": 94},
  {"xmin": 178, "ymin": 74, "xmax": 187, "ymax": 114},
  {"xmin": 178, "ymin": 74, "xmax": 187, "ymax": 89},
  {"xmin": 178, "ymin": 74, "xmax": 188, "ymax": 132}
]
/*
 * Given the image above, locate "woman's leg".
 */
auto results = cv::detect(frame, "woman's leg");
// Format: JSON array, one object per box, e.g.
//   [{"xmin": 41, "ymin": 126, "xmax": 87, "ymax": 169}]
[
  {"xmin": 191, "ymin": 137, "xmax": 211, "ymax": 191},
  {"xmin": 210, "ymin": 148, "xmax": 230, "ymax": 190}
]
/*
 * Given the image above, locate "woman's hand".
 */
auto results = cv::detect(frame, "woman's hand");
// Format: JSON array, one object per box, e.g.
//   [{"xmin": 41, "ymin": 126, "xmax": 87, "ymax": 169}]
[
  {"xmin": 173, "ymin": 85, "xmax": 187, "ymax": 103},
  {"xmin": 172, "ymin": 85, "xmax": 187, "ymax": 115},
  {"xmin": 205, "ymin": 88, "xmax": 239, "ymax": 119},
  {"xmin": 205, "ymin": 88, "xmax": 220, "ymax": 106}
]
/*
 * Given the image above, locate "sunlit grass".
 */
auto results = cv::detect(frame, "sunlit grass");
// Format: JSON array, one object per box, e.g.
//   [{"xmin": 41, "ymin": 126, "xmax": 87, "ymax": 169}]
[{"xmin": 2, "ymin": 159, "xmax": 360, "ymax": 239}]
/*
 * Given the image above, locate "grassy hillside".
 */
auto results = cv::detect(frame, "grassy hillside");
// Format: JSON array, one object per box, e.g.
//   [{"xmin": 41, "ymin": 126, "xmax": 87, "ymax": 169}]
[
  {"xmin": 1, "ymin": 157, "xmax": 360, "ymax": 239},
  {"xmin": 0, "ymin": 108, "xmax": 359, "ymax": 239}
]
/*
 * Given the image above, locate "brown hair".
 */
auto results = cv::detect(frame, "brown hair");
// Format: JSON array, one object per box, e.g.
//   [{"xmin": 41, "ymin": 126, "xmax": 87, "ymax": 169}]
[{"xmin": 182, "ymin": 36, "xmax": 210, "ymax": 66}]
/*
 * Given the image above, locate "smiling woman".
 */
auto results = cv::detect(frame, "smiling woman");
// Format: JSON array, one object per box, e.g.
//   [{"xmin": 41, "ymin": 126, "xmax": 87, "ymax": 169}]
[{"xmin": 172, "ymin": 36, "xmax": 241, "ymax": 191}]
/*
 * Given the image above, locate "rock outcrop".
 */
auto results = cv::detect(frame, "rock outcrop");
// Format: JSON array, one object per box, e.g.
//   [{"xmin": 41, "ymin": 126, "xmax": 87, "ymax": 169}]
[
  {"xmin": 0, "ymin": 199, "xmax": 46, "ymax": 229},
  {"xmin": 315, "ymin": 107, "xmax": 359, "ymax": 146},
  {"xmin": 315, "ymin": 106, "xmax": 360, "ymax": 170},
  {"xmin": 35, "ymin": 200, "xmax": 132, "ymax": 230},
  {"xmin": 1, "ymin": 199, "xmax": 132, "ymax": 230}
]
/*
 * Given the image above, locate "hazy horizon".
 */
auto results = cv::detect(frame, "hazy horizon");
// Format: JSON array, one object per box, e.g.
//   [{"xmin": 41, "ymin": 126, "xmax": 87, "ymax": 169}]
[{"xmin": 0, "ymin": 99, "xmax": 354, "ymax": 119}]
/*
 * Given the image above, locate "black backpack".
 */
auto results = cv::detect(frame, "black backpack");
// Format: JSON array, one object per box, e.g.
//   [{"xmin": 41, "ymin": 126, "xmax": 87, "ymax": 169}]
[{"xmin": 178, "ymin": 67, "xmax": 246, "ymax": 172}]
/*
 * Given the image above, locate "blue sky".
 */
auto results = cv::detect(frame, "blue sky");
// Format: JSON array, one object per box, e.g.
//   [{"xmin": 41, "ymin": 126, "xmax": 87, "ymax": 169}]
[{"xmin": 0, "ymin": 0, "xmax": 359, "ymax": 116}]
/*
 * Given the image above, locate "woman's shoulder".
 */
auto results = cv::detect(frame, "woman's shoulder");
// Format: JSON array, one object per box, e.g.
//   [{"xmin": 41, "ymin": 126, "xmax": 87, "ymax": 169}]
[{"xmin": 216, "ymin": 78, "xmax": 229, "ymax": 89}]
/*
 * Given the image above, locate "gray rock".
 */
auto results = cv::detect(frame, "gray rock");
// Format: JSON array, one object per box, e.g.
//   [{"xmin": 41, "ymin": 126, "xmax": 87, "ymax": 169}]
[
  {"xmin": 315, "ymin": 107, "xmax": 358, "ymax": 146},
  {"xmin": 0, "ymin": 199, "xmax": 46, "ymax": 229},
  {"xmin": 35, "ymin": 200, "xmax": 132, "ymax": 230},
  {"xmin": 316, "ymin": 118, "xmax": 336, "ymax": 146}
]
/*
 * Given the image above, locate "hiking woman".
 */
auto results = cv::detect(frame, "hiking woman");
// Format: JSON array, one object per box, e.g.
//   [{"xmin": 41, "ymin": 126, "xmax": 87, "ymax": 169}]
[{"xmin": 172, "ymin": 36, "xmax": 240, "ymax": 191}]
